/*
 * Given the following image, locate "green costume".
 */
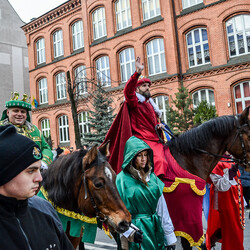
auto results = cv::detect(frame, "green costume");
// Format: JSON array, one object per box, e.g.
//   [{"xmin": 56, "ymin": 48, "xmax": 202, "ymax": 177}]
[
  {"xmin": 116, "ymin": 136, "xmax": 166, "ymax": 250},
  {"xmin": 0, "ymin": 93, "xmax": 53, "ymax": 166}
]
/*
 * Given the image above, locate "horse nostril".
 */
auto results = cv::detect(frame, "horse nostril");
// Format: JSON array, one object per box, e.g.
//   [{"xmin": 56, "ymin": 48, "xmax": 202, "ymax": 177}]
[{"xmin": 118, "ymin": 220, "xmax": 130, "ymax": 232}]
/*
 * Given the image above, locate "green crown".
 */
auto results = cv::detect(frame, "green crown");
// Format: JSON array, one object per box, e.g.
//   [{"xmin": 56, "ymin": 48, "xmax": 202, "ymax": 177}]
[{"xmin": 5, "ymin": 92, "xmax": 32, "ymax": 111}]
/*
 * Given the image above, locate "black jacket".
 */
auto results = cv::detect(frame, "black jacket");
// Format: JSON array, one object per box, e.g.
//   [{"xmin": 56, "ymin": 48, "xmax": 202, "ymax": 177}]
[{"xmin": 0, "ymin": 194, "xmax": 74, "ymax": 250}]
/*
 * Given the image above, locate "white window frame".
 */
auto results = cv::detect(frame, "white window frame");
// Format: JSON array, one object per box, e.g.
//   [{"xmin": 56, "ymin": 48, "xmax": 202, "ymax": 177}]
[
  {"xmin": 53, "ymin": 30, "xmax": 64, "ymax": 58},
  {"xmin": 115, "ymin": 0, "xmax": 132, "ymax": 31},
  {"xmin": 92, "ymin": 7, "xmax": 107, "ymax": 40},
  {"xmin": 153, "ymin": 95, "xmax": 169, "ymax": 124},
  {"xmin": 146, "ymin": 38, "xmax": 166, "ymax": 76},
  {"xmin": 234, "ymin": 81, "xmax": 250, "ymax": 114},
  {"xmin": 192, "ymin": 89, "xmax": 215, "ymax": 108},
  {"xmin": 141, "ymin": 0, "xmax": 160, "ymax": 21},
  {"xmin": 38, "ymin": 78, "xmax": 48, "ymax": 104},
  {"xmin": 182, "ymin": 0, "xmax": 203, "ymax": 9},
  {"xmin": 186, "ymin": 28, "xmax": 210, "ymax": 68},
  {"xmin": 41, "ymin": 119, "xmax": 50, "ymax": 138},
  {"xmin": 58, "ymin": 115, "xmax": 70, "ymax": 143},
  {"xmin": 36, "ymin": 38, "xmax": 46, "ymax": 64},
  {"xmin": 119, "ymin": 48, "xmax": 135, "ymax": 83},
  {"xmin": 72, "ymin": 20, "xmax": 84, "ymax": 51},
  {"xmin": 75, "ymin": 65, "xmax": 87, "ymax": 95},
  {"xmin": 78, "ymin": 111, "xmax": 89, "ymax": 138},
  {"xmin": 226, "ymin": 14, "xmax": 250, "ymax": 58},
  {"xmin": 56, "ymin": 72, "xmax": 67, "ymax": 100},
  {"xmin": 96, "ymin": 56, "xmax": 111, "ymax": 87}
]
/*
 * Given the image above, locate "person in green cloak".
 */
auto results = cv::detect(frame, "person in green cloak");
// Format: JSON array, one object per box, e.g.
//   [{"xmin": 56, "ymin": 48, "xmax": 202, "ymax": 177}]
[{"xmin": 116, "ymin": 136, "xmax": 177, "ymax": 250}]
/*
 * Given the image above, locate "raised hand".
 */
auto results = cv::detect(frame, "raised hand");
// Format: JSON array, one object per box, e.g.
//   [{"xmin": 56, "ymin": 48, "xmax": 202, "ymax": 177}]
[{"xmin": 135, "ymin": 56, "xmax": 144, "ymax": 74}]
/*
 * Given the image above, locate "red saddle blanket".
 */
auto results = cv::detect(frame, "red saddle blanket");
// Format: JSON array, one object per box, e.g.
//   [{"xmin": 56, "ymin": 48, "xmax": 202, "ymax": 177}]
[{"xmin": 162, "ymin": 147, "xmax": 206, "ymax": 246}]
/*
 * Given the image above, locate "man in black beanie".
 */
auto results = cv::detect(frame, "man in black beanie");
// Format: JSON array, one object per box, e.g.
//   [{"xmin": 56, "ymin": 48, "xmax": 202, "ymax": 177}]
[{"xmin": 0, "ymin": 125, "xmax": 74, "ymax": 249}]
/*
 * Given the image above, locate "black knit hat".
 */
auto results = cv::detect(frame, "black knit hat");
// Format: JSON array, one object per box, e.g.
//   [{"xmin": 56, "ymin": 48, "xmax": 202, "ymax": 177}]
[{"xmin": 0, "ymin": 125, "xmax": 43, "ymax": 186}]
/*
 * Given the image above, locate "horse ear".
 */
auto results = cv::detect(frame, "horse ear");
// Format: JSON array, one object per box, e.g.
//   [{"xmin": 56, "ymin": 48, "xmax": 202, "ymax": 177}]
[
  {"xmin": 99, "ymin": 140, "xmax": 110, "ymax": 157},
  {"xmin": 239, "ymin": 105, "xmax": 250, "ymax": 125},
  {"xmin": 82, "ymin": 145, "xmax": 98, "ymax": 169}
]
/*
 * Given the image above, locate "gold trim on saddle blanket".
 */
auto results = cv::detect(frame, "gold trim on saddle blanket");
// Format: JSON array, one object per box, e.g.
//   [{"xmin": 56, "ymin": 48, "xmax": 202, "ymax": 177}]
[
  {"xmin": 163, "ymin": 177, "xmax": 206, "ymax": 196},
  {"xmin": 40, "ymin": 186, "xmax": 97, "ymax": 224},
  {"xmin": 175, "ymin": 231, "xmax": 205, "ymax": 247}
]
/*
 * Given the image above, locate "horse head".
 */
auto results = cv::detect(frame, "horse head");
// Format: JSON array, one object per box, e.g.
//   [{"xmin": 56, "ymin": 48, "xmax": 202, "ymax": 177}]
[{"xmin": 78, "ymin": 141, "xmax": 131, "ymax": 233}]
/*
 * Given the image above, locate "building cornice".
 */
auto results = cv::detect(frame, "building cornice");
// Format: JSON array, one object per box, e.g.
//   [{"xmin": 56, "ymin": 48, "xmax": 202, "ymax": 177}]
[{"xmin": 22, "ymin": 0, "xmax": 81, "ymax": 34}]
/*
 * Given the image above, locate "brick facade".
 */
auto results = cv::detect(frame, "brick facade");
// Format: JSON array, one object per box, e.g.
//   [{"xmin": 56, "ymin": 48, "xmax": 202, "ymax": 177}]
[{"xmin": 22, "ymin": 0, "xmax": 250, "ymax": 148}]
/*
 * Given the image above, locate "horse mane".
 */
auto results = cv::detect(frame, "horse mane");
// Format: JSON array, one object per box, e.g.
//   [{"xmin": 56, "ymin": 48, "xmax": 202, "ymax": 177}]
[
  {"xmin": 167, "ymin": 115, "xmax": 235, "ymax": 154},
  {"xmin": 42, "ymin": 149, "xmax": 87, "ymax": 211}
]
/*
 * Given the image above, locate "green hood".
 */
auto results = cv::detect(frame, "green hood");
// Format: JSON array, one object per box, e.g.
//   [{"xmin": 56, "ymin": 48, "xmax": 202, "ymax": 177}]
[{"xmin": 121, "ymin": 136, "xmax": 154, "ymax": 171}]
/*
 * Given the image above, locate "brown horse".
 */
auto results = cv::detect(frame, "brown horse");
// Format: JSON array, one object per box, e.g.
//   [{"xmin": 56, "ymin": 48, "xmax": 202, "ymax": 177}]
[
  {"xmin": 39, "ymin": 142, "xmax": 131, "ymax": 249},
  {"xmin": 164, "ymin": 106, "xmax": 250, "ymax": 249}
]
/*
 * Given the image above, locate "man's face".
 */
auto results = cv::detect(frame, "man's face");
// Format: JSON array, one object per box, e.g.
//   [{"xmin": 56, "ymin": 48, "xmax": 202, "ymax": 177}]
[
  {"xmin": 0, "ymin": 161, "xmax": 42, "ymax": 200},
  {"xmin": 136, "ymin": 83, "xmax": 151, "ymax": 99},
  {"xmin": 7, "ymin": 107, "xmax": 27, "ymax": 125}
]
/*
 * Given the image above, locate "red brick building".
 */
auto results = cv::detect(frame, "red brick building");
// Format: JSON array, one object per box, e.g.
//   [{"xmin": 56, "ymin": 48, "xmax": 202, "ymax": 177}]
[{"xmin": 22, "ymin": 0, "xmax": 250, "ymax": 148}]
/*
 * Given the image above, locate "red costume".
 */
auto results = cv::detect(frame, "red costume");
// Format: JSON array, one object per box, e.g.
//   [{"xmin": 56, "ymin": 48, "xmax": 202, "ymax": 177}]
[{"xmin": 206, "ymin": 161, "xmax": 244, "ymax": 250}]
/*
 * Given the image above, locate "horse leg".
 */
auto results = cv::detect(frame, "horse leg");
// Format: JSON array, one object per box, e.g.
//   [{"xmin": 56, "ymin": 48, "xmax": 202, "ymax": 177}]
[
  {"xmin": 181, "ymin": 237, "xmax": 192, "ymax": 250},
  {"xmin": 65, "ymin": 221, "xmax": 82, "ymax": 249}
]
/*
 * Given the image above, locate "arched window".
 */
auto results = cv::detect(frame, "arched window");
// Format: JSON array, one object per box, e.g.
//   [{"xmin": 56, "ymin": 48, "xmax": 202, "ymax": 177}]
[
  {"xmin": 119, "ymin": 48, "xmax": 135, "ymax": 82},
  {"xmin": 38, "ymin": 78, "xmax": 48, "ymax": 104},
  {"xmin": 36, "ymin": 38, "xmax": 45, "ymax": 64},
  {"xmin": 226, "ymin": 14, "xmax": 250, "ymax": 57},
  {"xmin": 115, "ymin": 0, "xmax": 131, "ymax": 31},
  {"xmin": 234, "ymin": 80, "xmax": 250, "ymax": 113},
  {"xmin": 186, "ymin": 28, "xmax": 210, "ymax": 67},
  {"xmin": 53, "ymin": 30, "xmax": 64, "ymax": 58},
  {"xmin": 58, "ymin": 115, "xmax": 69, "ymax": 143},
  {"xmin": 153, "ymin": 95, "xmax": 169, "ymax": 124},
  {"xmin": 96, "ymin": 56, "xmax": 111, "ymax": 87},
  {"xmin": 92, "ymin": 7, "xmax": 106, "ymax": 40},
  {"xmin": 78, "ymin": 111, "xmax": 89, "ymax": 138},
  {"xmin": 56, "ymin": 72, "xmax": 66, "ymax": 100},
  {"xmin": 41, "ymin": 119, "xmax": 50, "ymax": 138},
  {"xmin": 182, "ymin": 0, "xmax": 203, "ymax": 9},
  {"xmin": 72, "ymin": 20, "xmax": 84, "ymax": 51},
  {"xmin": 74, "ymin": 65, "xmax": 87, "ymax": 95},
  {"xmin": 192, "ymin": 89, "xmax": 215, "ymax": 108},
  {"xmin": 146, "ymin": 38, "xmax": 166, "ymax": 75},
  {"xmin": 141, "ymin": 0, "xmax": 160, "ymax": 21}
]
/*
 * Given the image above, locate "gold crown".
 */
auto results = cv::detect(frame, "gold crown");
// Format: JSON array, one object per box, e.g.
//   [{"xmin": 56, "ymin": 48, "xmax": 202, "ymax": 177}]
[{"xmin": 10, "ymin": 92, "xmax": 31, "ymax": 103}]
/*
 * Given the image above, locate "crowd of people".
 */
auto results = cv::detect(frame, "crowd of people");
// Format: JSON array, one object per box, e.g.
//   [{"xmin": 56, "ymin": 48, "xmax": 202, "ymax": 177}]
[{"xmin": 0, "ymin": 57, "xmax": 249, "ymax": 249}]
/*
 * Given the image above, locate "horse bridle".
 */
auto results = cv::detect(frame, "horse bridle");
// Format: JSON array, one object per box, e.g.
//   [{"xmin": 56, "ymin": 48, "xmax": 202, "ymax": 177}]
[{"xmin": 196, "ymin": 115, "xmax": 250, "ymax": 166}]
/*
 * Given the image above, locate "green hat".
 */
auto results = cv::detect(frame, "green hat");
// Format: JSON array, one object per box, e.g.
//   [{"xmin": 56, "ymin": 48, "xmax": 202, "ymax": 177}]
[{"xmin": 1, "ymin": 92, "xmax": 32, "ymax": 122}]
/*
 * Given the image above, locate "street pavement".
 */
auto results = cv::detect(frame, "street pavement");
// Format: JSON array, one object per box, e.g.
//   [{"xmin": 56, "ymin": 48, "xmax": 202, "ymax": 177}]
[{"xmin": 83, "ymin": 209, "xmax": 250, "ymax": 249}]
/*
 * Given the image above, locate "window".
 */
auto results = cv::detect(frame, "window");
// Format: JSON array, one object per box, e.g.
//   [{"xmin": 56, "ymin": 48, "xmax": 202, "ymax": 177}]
[
  {"xmin": 142, "ymin": 0, "xmax": 160, "ymax": 21},
  {"xmin": 153, "ymin": 95, "xmax": 169, "ymax": 124},
  {"xmin": 92, "ymin": 7, "xmax": 106, "ymax": 40},
  {"xmin": 41, "ymin": 119, "xmax": 50, "ymax": 138},
  {"xmin": 192, "ymin": 89, "xmax": 215, "ymax": 108},
  {"xmin": 119, "ymin": 48, "xmax": 135, "ymax": 82},
  {"xmin": 186, "ymin": 28, "xmax": 210, "ymax": 67},
  {"xmin": 75, "ymin": 65, "xmax": 87, "ymax": 95},
  {"xmin": 96, "ymin": 56, "xmax": 111, "ymax": 87},
  {"xmin": 182, "ymin": 0, "xmax": 203, "ymax": 9},
  {"xmin": 36, "ymin": 38, "xmax": 46, "ymax": 64},
  {"xmin": 115, "ymin": 0, "xmax": 131, "ymax": 31},
  {"xmin": 56, "ymin": 72, "xmax": 66, "ymax": 100},
  {"xmin": 226, "ymin": 15, "xmax": 250, "ymax": 58},
  {"xmin": 234, "ymin": 81, "xmax": 250, "ymax": 113},
  {"xmin": 72, "ymin": 20, "xmax": 84, "ymax": 51},
  {"xmin": 78, "ymin": 111, "xmax": 89, "ymax": 138},
  {"xmin": 146, "ymin": 38, "xmax": 166, "ymax": 75},
  {"xmin": 38, "ymin": 78, "xmax": 48, "ymax": 104},
  {"xmin": 58, "ymin": 115, "xmax": 69, "ymax": 143},
  {"xmin": 53, "ymin": 30, "xmax": 64, "ymax": 58}
]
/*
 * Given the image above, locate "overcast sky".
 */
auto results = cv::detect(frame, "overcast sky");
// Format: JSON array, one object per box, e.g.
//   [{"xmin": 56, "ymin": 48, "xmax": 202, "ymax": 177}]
[{"xmin": 8, "ymin": 0, "xmax": 67, "ymax": 23}]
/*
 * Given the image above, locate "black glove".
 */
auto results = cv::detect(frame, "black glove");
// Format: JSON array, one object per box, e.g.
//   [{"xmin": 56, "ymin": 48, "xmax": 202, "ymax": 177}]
[
  {"xmin": 134, "ymin": 230, "xmax": 143, "ymax": 243},
  {"xmin": 228, "ymin": 164, "xmax": 238, "ymax": 180},
  {"xmin": 166, "ymin": 245, "xmax": 176, "ymax": 250}
]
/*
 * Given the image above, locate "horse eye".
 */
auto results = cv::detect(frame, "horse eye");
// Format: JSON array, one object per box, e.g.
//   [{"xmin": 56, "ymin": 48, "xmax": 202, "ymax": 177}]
[{"xmin": 94, "ymin": 181, "xmax": 104, "ymax": 188}]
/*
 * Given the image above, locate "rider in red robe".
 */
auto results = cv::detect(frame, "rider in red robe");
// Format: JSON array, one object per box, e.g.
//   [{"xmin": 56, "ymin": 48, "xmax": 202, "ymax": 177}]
[{"xmin": 206, "ymin": 161, "xmax": 245, "ymax": 250}]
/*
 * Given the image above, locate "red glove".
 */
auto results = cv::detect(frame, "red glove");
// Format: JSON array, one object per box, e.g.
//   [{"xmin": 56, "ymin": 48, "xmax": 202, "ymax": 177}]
[{"xmin": 228, "ymin": 164, "xmax": 238, "ymax": 180}]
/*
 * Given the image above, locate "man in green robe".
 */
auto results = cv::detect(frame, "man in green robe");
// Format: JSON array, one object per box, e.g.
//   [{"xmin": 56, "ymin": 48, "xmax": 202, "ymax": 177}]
[
  {"xmin": 0, "ymin": 92, "xmax": 53, "ymax": 168},
  {"xmin": 116, "ymin": 136, "xmax": 176, "ymax": 250}
]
